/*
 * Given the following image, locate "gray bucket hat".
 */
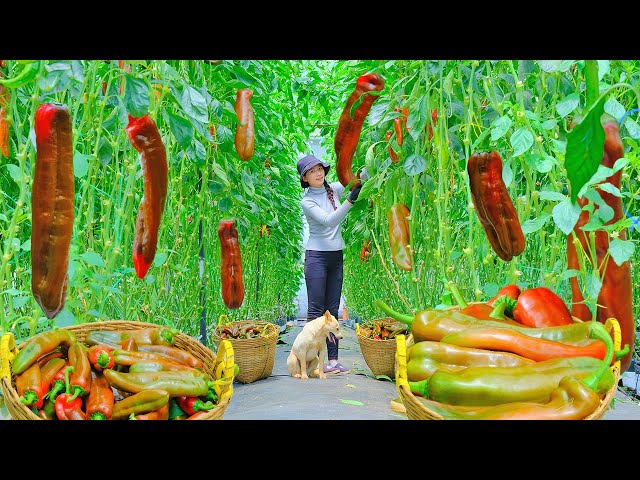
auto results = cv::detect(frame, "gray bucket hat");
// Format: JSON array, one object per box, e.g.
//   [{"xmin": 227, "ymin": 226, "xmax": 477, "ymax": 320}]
[{"xmin": 297, "ymin": 155, "xmax": 330, "ymax": 188}]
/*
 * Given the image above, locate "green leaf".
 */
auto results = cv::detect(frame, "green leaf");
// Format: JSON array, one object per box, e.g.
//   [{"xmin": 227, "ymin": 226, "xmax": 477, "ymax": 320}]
[
  {"xmin": 373, "ymin": 374, "xmax": 394, "ymax": 382},
  {"xmin": 509, "ymin": 128, "xmax": 534, "ymax": 157},
  {"xmin": 521, "ymin": 212, "xmax": 551, "ymax": 234},
  {"xmin": 524, "ymin": 153, "xmax": 555, "ymax": 173},
  {"xmin": 552, "ymin": 198, "xmax": 582, "ymax": 235},
  {"xmin": 564, "ymin": 96, "xmax": 606, "ymax": 202},
  {"xmin": 219, "ymin": 196, "xmax": 233, "ymax": 212},
  {"xmin": 541, "ymin": 119, "xmax": 558, "ymax": 131},
  {"xmin": 123, "ymin": 74, "xmax": 150, "ymax": 117},
  {"xmin": 538, "ymin": 190, "xmax": 566, "ymax": 202},
  {"xmin": 211, "ymin": 161, "xmax": 230, "ymax": 187},
  {"xmin": 97, "ymin": 138, "xmax": 113, "ymax": 166},
  {"xmin": 53, "ymin": 309, "xmax": 75, "ymax": 328},
  {"xmin": 556, "ymin": 93, "xmax": 580, "ymax": 118},
  {"xmin": 180, "ymin": 84, "xmax": 209, "ymax": 124},
  {"xmin": 502, "ymin": 161, "xmax": 513, "ymax": 188},
  {"xmin": 538, "ymin": 60, "xmax": 575, "ymax": 73},
  {"xmin": 78, "ymin": 251, "xmax": 105, "ymax": 267},
  {"xmin": 561, "ymin": 269, "xmax": 580, "ymax": 280},
  {"xmin": 339, "ymin": 399, "xmax": 365, "ymax": 406},
  {"xmin": 585, "ymin": 273, "xmax": 602, "ymax": 303},
  {"xmin": 6, "ymin": 164, "xmax": 23, "ymax": 183},
  {"xmin": 73, "ymin": 151, "xmax": 90, "ymax": 178},
  {"xmin": 490, "ymin": 115, "xmax": 512, "ymax": 141},
  {"xmin": 609, "ymin": 239, "xmax": 635, "ymax": 266},
  {"xmin": 165, "ymin": 111, "xmax": 194, "ymax": 149},
  {"xmin": 404, "ymin": 154, "xmax": 426, "ymax": 176},
  {"xmin": 153, "ymin": 252, "xmax": 168, "ymax": 267}
]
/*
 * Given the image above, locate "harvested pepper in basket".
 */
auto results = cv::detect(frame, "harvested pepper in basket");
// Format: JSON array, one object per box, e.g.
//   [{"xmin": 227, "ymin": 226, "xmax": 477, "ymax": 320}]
[
  {"xmin": 176, "ymin": 396, "xmax": 214, "ymax": 416},
  {"xmin": 510, "ymin": 287, "xmax": 574, "ymax": 328},
  {"xmin": 104, "ymin": 369, "xmax": 210, "ymax": 397},
  {"xmin": 16, "ymin": 362, "xmax": 45, "ymax": 409},
  {"xmin": 54, "ymin": 366, "xmax": 84, "ymax": 420},
  {"xmin": 68, "ymin": 342, "xmax": 92, "ymax": 399},
  {"xmin": 411, "ymin": 320, "xmax": 615, "ymax": 418},
  {"xmin": 125, "ymin": 113, "xmax": 168, "ymax": 279},
  {"xmin": 32, "ymin": 103, "xmax": 74, "ymax": 319},
  {"xmin": 137, "ymin": 344, "xmax": 203, "ymax": 369},
  {"xmin": 85, "ymin": 327, "xmax": 177, "ymax": 349},
  {"xmin": 111, "ymin": 388, "xmax": 170, "ymax": 420},
  {"xmin": 12, "ymin": 328, "xmax": 76, "ymax": 375},
  {"xmin": 87, "ymin": 344, "xmax": 115, "ymax": 371},
  {"xmin": 85, "ymin": 371, "xmax": 115, "ymax": 420}
]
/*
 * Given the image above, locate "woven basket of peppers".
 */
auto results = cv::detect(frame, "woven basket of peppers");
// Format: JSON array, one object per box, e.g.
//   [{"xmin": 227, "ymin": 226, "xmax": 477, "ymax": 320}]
[
  {"xmin": 211, "ymin": 317, "xmax": 279, "ymax": 384},
  {"xmin": 356, "ymin": 318, "xmax": 411, "ymax": 378},
  {"xmin": 391, "ymin": 311, "xmax": 622, "ymax": 420},
  {"xmin": 0, "ymin": 320, "xmax": 237, "ymax": 420}
]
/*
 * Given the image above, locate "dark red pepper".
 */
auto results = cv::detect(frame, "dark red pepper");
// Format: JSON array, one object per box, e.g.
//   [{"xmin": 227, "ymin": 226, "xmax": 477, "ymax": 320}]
[
  {"xmin": 218, "ymin": 219, "xmax": 245, "ymax": 309},
  {"xmin": 234, "ymin": 88, "xmax": 255, "ymax": 161},
  {"xmin": 334, "ymin": 73, "xmax": 385, "ymax": 188},
  {"xmin": 393, "ymin": 107, "xmax": 403, "ymax": 146},
  {"xmin": 385, "ymin": 130, "xmax": 399, "ymax": 164},
  {"xmin": 126, "ymin": 113, "xmax": 168, "ymax": 279}
]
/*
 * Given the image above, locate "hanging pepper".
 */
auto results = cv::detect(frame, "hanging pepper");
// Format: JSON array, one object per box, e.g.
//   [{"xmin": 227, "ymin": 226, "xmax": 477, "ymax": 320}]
[
  {"xmin": 566, "ymin": 112, "xmax": 634, "ymax": 372},
  {"xmin": 87, "ymin": 344, "xmax": 115, "ymax": 371},
  {"xmin": 385, "ymin": 130, "xmax": 399, "ymax": 164},
  {"xmin": 375, "ymin": 299, "xmax": 607, "ymax": 345},
  {"xmin": 393, "ymin": 107, "xmax": 403, "ymax": 146},
  {"xmin": 67, "ymin": 342, "xmax": 92, "ymax": 399},
  {"xmin": 387, "ymin": 203, "xmax": 412, "ymax": 271},
  {"xmin": 0, "ymin": 106, "xmax": 9, "ymax": 158},
  {"xmin": 467, "ymin": 151, "xmax": 525, "ymax": 261},
  {"xmin": 54, "ymin": 366, "xmax": 84, "ymax": 420},
  {"xmin": 218, "ymin": 219, "xmax": 245, "ymax": 309},
  {"xmin": 175, "ymin": 396, "xmax": 214, "ymax": 416},
  {"xmin": 406, "ymin": 340, "xmax": 534, "ymax": 382},
  {"xmin": 32, "ymin": 103, "xmax": 75, "ymax": 319},
  {"xmin": 0, "ymin": 60, "xmax": 42, "ymax": 88},
  {"xmin": 359, "ymin": 239, "xmax": 372, "ymax": 262},
  {"xmin": 12, "ymin": 328, "xmax": 76, "ymax": 375},
  {"xmin": 427, "ymin": 108, "xmax": 438, "ymax": 141},
  {"xmin": 15, "ymin": 362, "xmax": 45, "ymax": 409},
  {"xmin": 510, "ymin": 286, "xmax": 574, "ymax": 327},
  {"xmin": 126, "ymin": 113, "xmax": 168, "ymax": 279},
  {"xmin": 85, "ymin": 326, "xmax": 177, "ymax": 349},
  {"xmin": 111, "ymin": 388, "xmax": 170, "ymax": 419},
  {"xmin": 103, "ymin": 369, "xmax": 210, "ymax": 397},
  {"xmin": 234, "ymin": 88, "xmax": 254, "ymax": 161},
  {"xmin": 334, "ymin": 73, "xmax": 385, "ymax": 187},
  {"xmin": 85, "ymin": 371, "xmax": 115, "ymax": 420}
]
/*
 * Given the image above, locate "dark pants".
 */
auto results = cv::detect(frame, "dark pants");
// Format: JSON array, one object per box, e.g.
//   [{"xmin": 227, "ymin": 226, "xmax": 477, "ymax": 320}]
[{"xmin": 304, "ymin": 249, "xmax": 343, "ymax": 361}]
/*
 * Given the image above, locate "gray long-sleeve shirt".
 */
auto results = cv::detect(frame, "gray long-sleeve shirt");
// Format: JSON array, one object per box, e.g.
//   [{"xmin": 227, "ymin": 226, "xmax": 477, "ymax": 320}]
[{"xmin": 301, "ymin": 182, "xmax": 352, "ymax": 251}]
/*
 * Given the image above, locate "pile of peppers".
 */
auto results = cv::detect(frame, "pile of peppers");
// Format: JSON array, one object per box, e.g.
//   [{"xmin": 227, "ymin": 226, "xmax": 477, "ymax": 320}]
[
  {"xmin": 377, "ymin": 286, "xmax": 628, "ymax": 419},
  {"xmin": 11, "ymin": 326, "xmax": 232, "ymax": 420}
]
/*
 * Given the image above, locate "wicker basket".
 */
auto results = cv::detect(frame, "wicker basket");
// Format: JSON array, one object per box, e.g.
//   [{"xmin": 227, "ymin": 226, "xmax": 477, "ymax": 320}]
[
  {"xmin": 394, "ymin": 317, "xmax": 622, "ymax": 420},
  {"xmin": 356, "ymin": 319, "xmax": 412, "ymax": 377},
  {"xmin": 0, "ymin": 320, "xmax": 236, "ymax": 420},
  {"xmin": 212, "ymin": 319, "xmax": 279, "ymax": 384}
]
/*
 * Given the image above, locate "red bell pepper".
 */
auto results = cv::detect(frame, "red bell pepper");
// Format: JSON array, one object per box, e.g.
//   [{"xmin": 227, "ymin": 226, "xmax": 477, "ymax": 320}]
[
  {"xmin": 486, "ymin": 284, "xmax": 521, "ymax": 307},
  {"xmin": 87, "ymin": 344, "xmax": 115, "ymax": 371},
  {"xmin": 176, "ymin": 396, "xmax": 214, "ymax": 416},
  {"xmin": 54, "ymin": 367, "xmax": 84, "ymax": 420},
  {"xmin": 511, "ymin": 287, "xmax": 574, "ymax": 328}
]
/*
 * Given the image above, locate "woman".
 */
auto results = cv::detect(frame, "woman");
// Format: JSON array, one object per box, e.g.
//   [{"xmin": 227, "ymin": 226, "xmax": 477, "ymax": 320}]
[{"xmin": 297, "ymin": 154, "xmax": 364, "ymax": 374}]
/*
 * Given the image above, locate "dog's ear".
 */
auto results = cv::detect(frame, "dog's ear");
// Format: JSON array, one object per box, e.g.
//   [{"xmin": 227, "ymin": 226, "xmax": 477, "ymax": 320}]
[{"xmin": 324, "ymin": 310, "xmax": 331, "ymax": 322}]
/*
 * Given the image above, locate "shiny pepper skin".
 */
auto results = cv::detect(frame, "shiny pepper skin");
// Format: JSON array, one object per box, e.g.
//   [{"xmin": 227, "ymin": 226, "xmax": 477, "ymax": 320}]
[
  {"xmin": 512, "ymin": 287, "xmax": 574, "ymax": 328},
  {"xmin": 234, "ymin": 88, "xmax": 254, "ymax": 161},
  {"xmin": 335, "ymin": 73, "xmax": 385, "ymax": 188},
  {"xmin": 32, "ymin": 103, "xmax": 74, "ymax": 319},
  {"xmin": 467, "ymin": 151, "xmax": 525, "ymax": 261},
  {"xmin": 125, "ymin": 113, "xmax": 168, "ymax": 279},
  {"xmin": 387, "ymin": 203, "xmax": 412, "ymax": 271},
  {"xmin": 218, "ymin": 219, "xmax": 245, "ymax": 309},
  {"xmin": 566, "ymin": 113, "xmax": 634, "ymax": 372},
  {"xmin": 385, "ymin": 130, "xmax": 399, "ymax": 164}
]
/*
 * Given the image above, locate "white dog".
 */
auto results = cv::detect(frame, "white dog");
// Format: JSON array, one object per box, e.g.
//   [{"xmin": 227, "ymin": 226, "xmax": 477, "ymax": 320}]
[{"xmin": 286, "ymin": 310, "xmax": 344, "ymax": 379}]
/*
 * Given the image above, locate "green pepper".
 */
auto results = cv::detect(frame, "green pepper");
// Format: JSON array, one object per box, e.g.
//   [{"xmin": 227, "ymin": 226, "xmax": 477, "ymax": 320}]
[
  {"xmin": 103, "ymin": 369, "xmax": 210, "ymax": 397},
  {"xmin": 406, "ymin": 340, "xmax": 535, "ymax": 382},
  {"xmin": 12, "ymin": 328, "xmax": 76, "ymax": 375},
  {"xmin": 0, "ymin": 60, "xmax": 42, "ymax": 88},
  {"xmin": 111, "ymin": 389, "xmax": 170, "ymax": 420}
]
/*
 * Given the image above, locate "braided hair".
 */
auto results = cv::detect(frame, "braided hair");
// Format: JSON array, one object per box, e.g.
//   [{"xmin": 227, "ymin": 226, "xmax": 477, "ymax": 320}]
[{"xmin": 323, "ymin": 180, "xmax": 337, "ymax": 211}]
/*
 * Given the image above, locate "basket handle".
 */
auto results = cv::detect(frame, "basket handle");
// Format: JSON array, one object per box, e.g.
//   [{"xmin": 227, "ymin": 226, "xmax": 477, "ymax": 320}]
[
  {"xmin": 217, "ymin": 314, "xmax": 229, "ymax": 327},
  {"xmin": 212, "ymin": 339, "xmax": 236, "ymax": 402},
  {"xmin": 0, "ymin": 332, "xmax": 18, "ymax": 381},
  {"xmin": 395, "ymin": 334, "xmax": 409, "ymax": 390},
  {"xmin": 604, "ymin": 317, "xmax": 621, "ymax": 370}
]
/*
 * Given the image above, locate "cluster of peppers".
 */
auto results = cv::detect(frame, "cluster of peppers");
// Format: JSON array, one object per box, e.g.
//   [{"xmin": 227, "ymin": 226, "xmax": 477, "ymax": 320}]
[
  {"xmin": 12, "ymin": 326, "xmax": 227, "ymax": 420},
  {"xmin": 215, "ymin": 321, "xmax": 272, "ymax": 340},
  {"xmin": 357, "ymin": 318, "xmax": 408, "ymax": 341},
  {"xmin": 376, "ymin": 282, "xmax": 629, "ymax": 419}
]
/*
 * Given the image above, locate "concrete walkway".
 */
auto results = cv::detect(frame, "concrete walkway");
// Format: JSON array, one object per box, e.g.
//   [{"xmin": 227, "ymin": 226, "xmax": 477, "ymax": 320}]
[{"xmin": 222, "ymin": 321, "xmax": 640, "ymax": 421}]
